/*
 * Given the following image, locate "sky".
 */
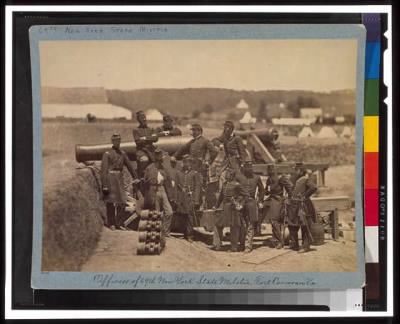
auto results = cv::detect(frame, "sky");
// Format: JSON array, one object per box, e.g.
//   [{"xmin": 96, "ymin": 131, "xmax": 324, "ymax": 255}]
[{"xmin": 39, "ymin": 39, "xmax": 358, "ymax": 92}]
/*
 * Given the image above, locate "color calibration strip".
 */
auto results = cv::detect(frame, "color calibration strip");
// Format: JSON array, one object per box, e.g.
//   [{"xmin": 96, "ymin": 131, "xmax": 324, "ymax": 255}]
[{"xmin": 362, "ymin": 13, "xmax": 381, "ymax": 305}]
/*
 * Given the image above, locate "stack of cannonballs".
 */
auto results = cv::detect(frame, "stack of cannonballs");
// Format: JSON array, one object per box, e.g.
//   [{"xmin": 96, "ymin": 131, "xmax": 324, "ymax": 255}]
[{"xmin": 137, "ymin": 210, "xmax": 165, "ymax": 255}]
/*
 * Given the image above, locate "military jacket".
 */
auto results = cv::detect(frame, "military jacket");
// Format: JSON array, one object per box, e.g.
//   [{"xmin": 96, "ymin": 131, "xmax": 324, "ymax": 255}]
[
  {"xmin": 266, "ymin": 174, "xmax": 293, "ymax": 199},
  {"xmin": 156, "ymin": 125, "xmax": 182, "ymax": 137},
  {"xmin": 214, "ymin": 134, "xmax": 247, "ymax": 164},
  {"xmin": 132, "ymin": 125, "xmax": 158, "ymax": 150},
  {"xmin": 292, "ymin": 175, "xmax": 317, "ymax": 199},
  {"xmin": 235, "ymin": 173, "xmax": 265, "ymax": 201},
  {"xmin": 174, "ymin": 135, "xmax": 219, "ymax": 164},
  {"xmin": 100, "ymin": 147, "xmax": 137, "ymax": 185}
]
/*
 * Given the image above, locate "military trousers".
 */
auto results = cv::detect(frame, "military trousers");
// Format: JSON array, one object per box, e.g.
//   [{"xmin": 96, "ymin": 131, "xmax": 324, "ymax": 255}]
[
  {"xmin": 271, "ymin": 220, "xmax": 283, "ymax": 245},
  {"xmin": 154, "ymin": 186, "xmax": 173, "ymax": 237},
  {"xmin": 106, "ymin": 203, "xmax": 125, "ymax": 228},
  {"xmin": 288, "ymin": 225, "xmax": 312, "ymax": 250},
  {"xmin": 212, "ymin": 225, "xmax": 224, "ymax": 249},
  {"xmin": 239, "ymin": 215, "xmax": 256, "ymax": 252}
]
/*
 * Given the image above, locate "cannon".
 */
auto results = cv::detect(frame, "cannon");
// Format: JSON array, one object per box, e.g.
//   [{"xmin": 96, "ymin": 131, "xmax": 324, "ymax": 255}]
[
  {"xmin": 75, "ymin": 135, "xmax": 193, "ymax": 163},
  {"xmin": 75, "ymin": 128, "xmax": 329, "ymax": 186}
]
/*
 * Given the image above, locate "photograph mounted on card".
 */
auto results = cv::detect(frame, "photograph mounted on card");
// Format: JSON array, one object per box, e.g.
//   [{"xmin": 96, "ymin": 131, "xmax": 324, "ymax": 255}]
[{"xmin": 30, "ymin": 24, "xmax": 366, "ymax": 289}]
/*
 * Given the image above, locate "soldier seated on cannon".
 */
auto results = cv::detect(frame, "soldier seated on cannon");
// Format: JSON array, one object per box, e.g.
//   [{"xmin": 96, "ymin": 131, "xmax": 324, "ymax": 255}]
[
  {"xmin": 213, "ymin": 120, "xmax": 248, "ymax": 173},
  {"xmin": 258, "ymin": 128, "xmax": 284, "ymax": 162},
  {"xmin": 133, "ymin": 110, "xmax": 159, "ymax": 176},
  {"xmin": 175, "ymin": 155, "xmax": 201, "ymax": 242},
  {"xmin": 100, "ymin": 133, "xmax": 138, "ymax": 231},
  {"xmin": 287, "ymin": 168, "xmax": 318, "ymax": 252},
  {"xmin": 156, "ymin": 114, "xmax": 182, "ymax": 137}
]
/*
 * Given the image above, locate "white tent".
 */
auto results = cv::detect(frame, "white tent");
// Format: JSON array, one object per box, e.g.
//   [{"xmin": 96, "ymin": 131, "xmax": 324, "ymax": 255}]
[
  {"xmin": 239, "ymin": 111, "xmax": 256, "ymax": 124},
  {"xmin": 317, "ymin": 126, "xmax": 338, "ymax": 138},
  {"xmin": 145, "ymin": 108, "xmax": 163, "ymax": 122},
  {"xmin": 236, "ymin": 99, "xmax": 249, "ymax": 110},
  {"xmin": 340, "ymin": 126, "xmax": 352, "ymax": 138},
  {"xmin": 42, "ymin": 103, "xmax": 132, "ymax": 119},
  {"xmin": 298, "ymin": 126, "xmax": 315, "ymax": 138}
]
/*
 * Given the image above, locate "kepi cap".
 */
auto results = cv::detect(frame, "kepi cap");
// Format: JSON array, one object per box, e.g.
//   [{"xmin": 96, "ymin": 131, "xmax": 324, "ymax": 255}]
[
  {"xmin": 111, "ymin": 132, "xmax": 121, "ymax": 140},
  {"xmin": 224, "ymin": 120, "xmax": 234, "ymax": 128},
  {"xmin": 190, "ymin": 123, "xmax": 202, "ymax": 131}
]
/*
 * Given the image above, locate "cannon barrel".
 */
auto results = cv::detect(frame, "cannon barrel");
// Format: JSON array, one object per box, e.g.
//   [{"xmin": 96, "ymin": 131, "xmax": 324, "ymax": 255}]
[
  {"xmin": 235, "ymin": 128, "xmax": 274, "ymax": 137},
  {"xmin": 75, "ymin": 135, "xmax": 193, "ymax": 163}
]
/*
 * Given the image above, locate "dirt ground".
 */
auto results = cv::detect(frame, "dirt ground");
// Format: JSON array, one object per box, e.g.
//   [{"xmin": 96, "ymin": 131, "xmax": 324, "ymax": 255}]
[
  {"xmin": 79, "ymin": 163, "xmax": 358, "ymax": 273},
  {"xmin": 81, "ymin": 225, "xmax": 358, "ymax": 273}
]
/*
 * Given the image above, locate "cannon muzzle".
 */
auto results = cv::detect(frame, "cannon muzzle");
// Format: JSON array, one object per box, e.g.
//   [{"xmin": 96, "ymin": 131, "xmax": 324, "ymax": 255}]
[{"xmin": 75, "ymin": 135, "xmax": 193, "ymax": 163}]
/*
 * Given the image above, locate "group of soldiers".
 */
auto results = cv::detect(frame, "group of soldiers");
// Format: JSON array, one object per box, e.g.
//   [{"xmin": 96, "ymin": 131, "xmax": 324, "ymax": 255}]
[{"xmin": 100, "ymin": 110, "xmax": 318, "ymax": 254}]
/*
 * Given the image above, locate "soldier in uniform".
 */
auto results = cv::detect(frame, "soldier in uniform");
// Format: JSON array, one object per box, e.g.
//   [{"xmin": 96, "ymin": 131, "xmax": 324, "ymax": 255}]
[
  {"xmin": 258, "ymin": 128, "xmax": 284, "ymax": 162},
  {"xmin": 213, "ymin": 169, "xmax": 241, "ymax": 252},
  {"xmin": 264, "ymin": 164, "xmax": 293, "ymax": 249},
  {"xmin": 235, "ymin": 159, "xmax": 265, "ymax": 253},
  {"xmin": 133, "ymin": 110, "xmax": 159, "ymax": 176},
  {"xmin": 175, "ymin": 155, "xmax": 201, "ymax": 242},
  {"xmin": 213, "ymin": 120, "xmax": 248, "ymax": 172},
  {"xmin": 156, "ymin": 114, "xmax": 182, "ymax": 137},
  {"xmin": 174, "ymin": 123, "xmax": 219, "ymax": 207},
  {"xmin": 143, "ymin": 148, "xmax": 175, "ymax": 237},
  {"xmin": 288, "ymin": 168, "xmax": 317, "ymax": 252},
  {"xmin": 174, "ymin": 123, "xmax": 219, "ymax": 173},
  {"xmin": 101, "ymin": 133, "xmax": 138, "ymax": 230}
]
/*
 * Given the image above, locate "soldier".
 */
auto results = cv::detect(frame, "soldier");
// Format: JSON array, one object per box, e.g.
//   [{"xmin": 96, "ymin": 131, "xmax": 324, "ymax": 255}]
[
  {"xmin": 288, "ymin": 168, "xmax": 317, "ymax": 252},
  {"xmin": 213, "ymin": 120, "xmax": 248, "ymax": 172},
  {"xmin": 235, "ymin": 159, "xmax": 265, "ymax": 253},
  {"xmin": 133, "ymin": 110, "xmax": 158, "ymax": 175},
  {"xmin": 156, "ymin": 114, "xmax": 182, "ymax": 137},
  {"xmin": 175, "ymin": 155, "xmax": 201, "ymax": 242},
  {"xmin": 174, "ymin": 123, "xmax": 219, "ymax": 173},
  {"xmin": 258, "ymin": 128, "xmax": 284, "ymax": 162},
  {"xmin": 213, "ymin": 168, "xmax": 241, "ymax": 252},
  {"xmin": 101, "ymin": 133, "xmax": 138, "ymax": 230},
  {"xmin": 264, "ymin": 164, "xmax": 293, "ymax": 249},
  {"xmin": 143, "ymin": 148, "xmax": 175, "ymax": 237}
]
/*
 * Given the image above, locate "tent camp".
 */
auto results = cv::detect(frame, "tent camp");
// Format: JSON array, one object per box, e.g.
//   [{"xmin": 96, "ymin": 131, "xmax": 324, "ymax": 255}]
[
  {"xmin": 340, "ymin": 126, "xmax": 352, "ymax": 138},
  {"xmin": 271, "ymin": 118, "xmax": 314, "ymax": 126},
  {"xmin": 239, "ymin": 111, "xmax": 256, "ymax": 124},
  {"xmin": 42, "ymin": 103, "xmax": 132, "ymax": 119},
  {"xmin": 236, "ymin": 99, "xmax": 249, "ymax": 110},
  {"xmin": 316, "ymin": 126, "xmax": 338, "ymax": 138},
  {"xmin": 298, "ymin": 126, "xmax": 315, "ymax": 138},
  {"xmin": 145, "ymin": 108, "xmax": 163, "ymax": 122}
]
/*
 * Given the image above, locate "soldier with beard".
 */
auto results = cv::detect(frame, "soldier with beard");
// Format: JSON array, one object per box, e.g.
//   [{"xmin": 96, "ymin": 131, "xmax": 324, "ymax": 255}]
[
  {"xmin": 156, "ymin": 114, "xmax": 182, "ymax": 137},
  {"xmin": 235, "ymin": 159, "xmax": 265, "ymax": 253},
  {"xmin": 264, "ymin": 164, "xmax": 293, "ymax": 249},
  {"xmin": 101, "ymin": 133, "xmax": 138, "ymax": 230},
  {"xmin": 133, "ymin": 110, "xmax": 158, "ymax": 176},
  {"xmin": 288, "ymin": 168, "xmax": 317, "ymax": 252},
  {"xmin": 213, "ymin": 120, "xmax": 248, "ymax": 172},
  {"xmin": 212, "ymin": 168, "xmax": 240, "ymax": 252},
  {"xmin": 175, "ymin": 155, "xmax": 201, "ymax": 242}
]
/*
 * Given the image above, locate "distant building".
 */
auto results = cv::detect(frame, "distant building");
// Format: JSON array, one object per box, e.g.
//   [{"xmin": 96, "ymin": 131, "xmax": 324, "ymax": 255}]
[
  {"xmin": 239, "ymin": 111, "xmax": 256, "ymax": 124},
  {"xmin": 42, "ymin": 103, "xmax": 132, "ymax": 119},
  {"xmin": 236, "ymin": 99, "xmax": 249, "ymax": 110},
  {"xmin": 300, "ymin": 108, "xmax": 323, "ymax": 119}
]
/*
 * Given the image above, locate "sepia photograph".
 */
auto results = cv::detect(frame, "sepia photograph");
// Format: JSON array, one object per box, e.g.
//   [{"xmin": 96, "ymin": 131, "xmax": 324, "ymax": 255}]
[{"xmin": 30, "ymin": 24, "xmax": 366, "ymax": 288}]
